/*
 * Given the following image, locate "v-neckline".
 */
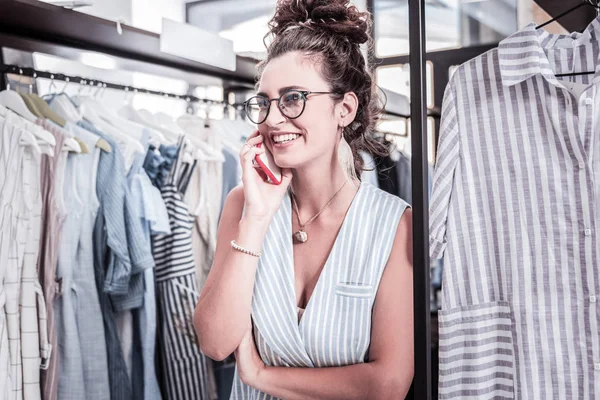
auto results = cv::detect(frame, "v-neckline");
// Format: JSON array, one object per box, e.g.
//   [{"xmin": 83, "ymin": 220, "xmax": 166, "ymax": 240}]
[{"xmin": 287, "ymin": 183, "xmax": 363, "ymax": 328}]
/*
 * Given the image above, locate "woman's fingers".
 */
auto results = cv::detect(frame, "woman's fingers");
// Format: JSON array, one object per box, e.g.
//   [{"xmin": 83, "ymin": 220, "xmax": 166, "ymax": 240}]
[
  {"xmin": 246, "ymin": 134, "xmax": 263, "ymax": 147},
  {"xmin": 255, "ymin": 168, "xmax": 268, "ymax": 182},
  {"xmin": 239, "ymin": 135, "xmax": 264, "ymax": 161}
]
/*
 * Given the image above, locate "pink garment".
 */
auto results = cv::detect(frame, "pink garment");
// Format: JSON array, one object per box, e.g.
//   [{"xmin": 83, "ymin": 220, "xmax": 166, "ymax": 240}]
[{"xmin": 36, "ymin": 120, "xmax": 69, "ymax": 400}]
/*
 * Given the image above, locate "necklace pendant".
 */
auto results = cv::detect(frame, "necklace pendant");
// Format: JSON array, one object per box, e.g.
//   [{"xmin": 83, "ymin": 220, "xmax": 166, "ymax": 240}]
[{"xmin": 294, "ymin": 230, "xmax": 308, "ymax": 243}]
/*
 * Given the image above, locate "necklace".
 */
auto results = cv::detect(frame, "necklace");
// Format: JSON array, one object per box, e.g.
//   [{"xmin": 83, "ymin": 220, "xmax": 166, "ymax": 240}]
[{"xmin": 290, "ymin": 181, "xmax": 348, "ymax": 243}]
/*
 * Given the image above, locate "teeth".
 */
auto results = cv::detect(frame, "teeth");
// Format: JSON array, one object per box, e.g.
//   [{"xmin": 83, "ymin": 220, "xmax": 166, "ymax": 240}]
[{"xmin": 274, "ymin": 134, "xmax": 299, "ymax": 143}]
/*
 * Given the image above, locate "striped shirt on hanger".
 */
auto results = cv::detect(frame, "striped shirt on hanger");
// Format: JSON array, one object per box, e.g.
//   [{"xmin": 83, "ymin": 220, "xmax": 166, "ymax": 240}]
[{"xmin": 430, "ymin": 16, "xmax": 600, "ymax": 399}]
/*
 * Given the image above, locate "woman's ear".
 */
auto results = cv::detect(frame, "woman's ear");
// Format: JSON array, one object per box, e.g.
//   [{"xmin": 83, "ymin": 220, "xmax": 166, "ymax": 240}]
[{"xmin": 337, "ymin": 92, "xmax": 359, "ymax": 128}]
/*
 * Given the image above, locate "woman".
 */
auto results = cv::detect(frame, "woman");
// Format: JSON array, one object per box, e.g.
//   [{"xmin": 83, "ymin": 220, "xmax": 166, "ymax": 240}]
[{"xmin": 194, "ymin": 1, "xmax": 414, "ymax": 398}]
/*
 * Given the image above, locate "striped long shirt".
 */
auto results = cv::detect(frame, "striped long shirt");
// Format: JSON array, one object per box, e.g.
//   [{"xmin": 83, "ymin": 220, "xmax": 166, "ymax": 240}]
[{"xmin": 430, "ymin": 16, "xmax": 600, "ymax": 400}]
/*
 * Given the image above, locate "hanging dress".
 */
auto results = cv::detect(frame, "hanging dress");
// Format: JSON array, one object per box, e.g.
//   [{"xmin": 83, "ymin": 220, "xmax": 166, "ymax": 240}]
[{"xmin": 153, "ymin": 138, "xmax": 213, "ymax": 400}]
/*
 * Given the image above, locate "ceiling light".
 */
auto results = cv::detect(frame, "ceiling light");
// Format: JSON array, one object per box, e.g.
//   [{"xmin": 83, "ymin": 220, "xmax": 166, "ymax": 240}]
[{"xmin": 80, "ymin": 52, "xmax": 117, "ymax": 70}]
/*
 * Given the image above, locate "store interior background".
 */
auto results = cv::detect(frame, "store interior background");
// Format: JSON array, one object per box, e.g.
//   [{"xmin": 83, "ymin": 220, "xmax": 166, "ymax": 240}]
[
  {"xmin": 6, "ymin": 0, "xmax": 593, "ymax": 398},
  {"xmin": 32, "ymin": 0, "xmax": 571, "ymax": 164}
]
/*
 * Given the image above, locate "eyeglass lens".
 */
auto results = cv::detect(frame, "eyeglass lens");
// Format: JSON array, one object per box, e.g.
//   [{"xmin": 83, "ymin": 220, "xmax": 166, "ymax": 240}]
[{"xmin": 245, "ymin": 90, "xmax": 305, "ymax": 124}]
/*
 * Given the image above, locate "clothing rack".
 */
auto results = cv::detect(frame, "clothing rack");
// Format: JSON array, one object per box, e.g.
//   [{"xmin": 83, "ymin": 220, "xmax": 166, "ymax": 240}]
[
  {"xmin": 406, "ymin": 1, "xmax": 600, "ymax": 399},
  {"xmin": 407, "ymin": 1, "xmax": 431, "ymax": 399},
  {"xmin": 0, "ymin": 64, "xmax": 244, "ymax": 108}
]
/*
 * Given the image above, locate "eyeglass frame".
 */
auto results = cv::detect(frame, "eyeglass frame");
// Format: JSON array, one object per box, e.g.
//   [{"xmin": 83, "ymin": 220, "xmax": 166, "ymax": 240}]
[{"xmin": 243, "ymin": 89, "xmax": 343, "ymax": 124}]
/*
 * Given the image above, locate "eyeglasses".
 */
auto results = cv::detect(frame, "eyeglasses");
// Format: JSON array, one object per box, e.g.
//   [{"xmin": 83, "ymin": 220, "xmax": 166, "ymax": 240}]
[{"xmin": 243, "ymin": 89, "xmax": 341, "ymax": 125}]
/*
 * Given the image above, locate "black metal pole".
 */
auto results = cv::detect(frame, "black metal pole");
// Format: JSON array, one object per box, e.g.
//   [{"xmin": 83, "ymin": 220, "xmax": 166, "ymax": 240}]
[
  {"xmin": 0, "ymin": 51, "xmax": 5, "ymax": 92},
  {"xmin": 409, "ymin": 0, "xmax": 431, "ymax": 399},
  {"xmin": 0, "ymin": 64, "xmax": 232, "ymax": 106}
]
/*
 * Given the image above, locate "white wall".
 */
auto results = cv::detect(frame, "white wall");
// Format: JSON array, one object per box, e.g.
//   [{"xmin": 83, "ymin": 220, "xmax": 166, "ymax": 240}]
[
  {"xmin": 39, "ymin": 0, "xmax": 132, "ymax": 25},
  {"xmin": 41, "ymin": 0, "xmax": 186, "ymax": 33},
  {"xmin": 131, "ymin": 0, "xmax": 187, "ymax": 33}
]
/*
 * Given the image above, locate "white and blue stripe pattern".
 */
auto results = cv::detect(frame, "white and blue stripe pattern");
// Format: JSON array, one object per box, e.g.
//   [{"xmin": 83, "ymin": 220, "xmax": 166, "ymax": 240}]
[
  {"xmin": 431, "ymin": 16, "xmax": 600, "ymax": 399},
  {"xmin": 230, "ymin": 183, "xmax": 409, "ymax": 399}
]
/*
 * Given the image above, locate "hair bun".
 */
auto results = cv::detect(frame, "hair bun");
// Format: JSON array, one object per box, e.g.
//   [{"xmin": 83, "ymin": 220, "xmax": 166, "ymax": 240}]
[{"xmin": 269, "ymin": 0, "xmax": 370, "ymax": 45}]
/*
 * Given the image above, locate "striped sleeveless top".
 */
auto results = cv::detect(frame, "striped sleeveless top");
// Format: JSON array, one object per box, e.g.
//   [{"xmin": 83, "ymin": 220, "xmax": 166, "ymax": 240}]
[{"xmin": 230, "ymin": 183, "xmax": 409, "ymax": 399}]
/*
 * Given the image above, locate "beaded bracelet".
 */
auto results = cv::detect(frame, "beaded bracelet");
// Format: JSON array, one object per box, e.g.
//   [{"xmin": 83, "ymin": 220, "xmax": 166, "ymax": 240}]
[{"xmin": 230, "ymin": 240, "xmax": 262, "ymax": 258}]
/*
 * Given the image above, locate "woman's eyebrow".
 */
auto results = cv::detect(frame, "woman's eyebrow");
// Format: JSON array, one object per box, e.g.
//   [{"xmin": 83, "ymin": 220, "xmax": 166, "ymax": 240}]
[
  {"xmin": 278, "ymin": 85, "xmax": 306, "ymax": 94},
  {"xmin": 256, "ymin": 85, "xmax": 307, "ymax": 98}
]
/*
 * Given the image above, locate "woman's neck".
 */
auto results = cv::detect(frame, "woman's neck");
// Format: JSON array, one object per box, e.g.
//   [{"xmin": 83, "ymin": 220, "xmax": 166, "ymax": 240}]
[{"xmin": 290, "ymin": 158, "xmax": 359, "ymax": 217}]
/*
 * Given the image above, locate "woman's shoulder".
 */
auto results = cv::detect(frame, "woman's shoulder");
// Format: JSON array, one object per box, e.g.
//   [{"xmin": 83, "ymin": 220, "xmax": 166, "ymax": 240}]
[{"xmin": 360, "ymin": 182, "xmax": 411, "ymax": 212}]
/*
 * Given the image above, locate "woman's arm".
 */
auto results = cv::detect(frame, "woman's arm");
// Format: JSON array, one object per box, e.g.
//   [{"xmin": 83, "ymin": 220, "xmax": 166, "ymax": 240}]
[
  {"xmin": 194, "ymin": 186, "xmax": 271, "ymax": 361},
  {"xmin": 195, "ymin": 131, "xmax": 292, "ymax": 361},
  {"xmin": 238, "ymin": 209, "xmax": 415, "ymax": 399}
]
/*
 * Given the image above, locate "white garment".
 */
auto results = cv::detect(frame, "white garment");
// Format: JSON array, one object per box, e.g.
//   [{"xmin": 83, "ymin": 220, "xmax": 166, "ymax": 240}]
[
  {"xmin": 5, "ymin": 125, "xmax": 32, "ymax": 400},
  {"xmin": 19, "ymin": 138, "xmax": 44, "ymax": 400},
  {"xmin": 0, "ymin": 113, "xmax": 17, "ymax": 400},
  {"xmin": 177, "ymin": 118, "xmax": 223, "ymax": 292}
]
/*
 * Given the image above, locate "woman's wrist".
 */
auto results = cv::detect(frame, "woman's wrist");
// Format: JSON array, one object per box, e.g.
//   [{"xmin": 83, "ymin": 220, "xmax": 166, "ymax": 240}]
[
  {"xmin": 239, "ymin": 215, "xmax": 271, "ymax": 235},
  {"xmin": 234, "ymin": 216, "xmax": 270, "ymax": 253}
]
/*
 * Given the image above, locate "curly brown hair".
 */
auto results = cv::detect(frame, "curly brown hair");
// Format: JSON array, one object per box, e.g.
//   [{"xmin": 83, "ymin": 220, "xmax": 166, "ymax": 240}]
[{"xmin": 257, "ymin": 0, "xmax": 388, "ymax": 178}]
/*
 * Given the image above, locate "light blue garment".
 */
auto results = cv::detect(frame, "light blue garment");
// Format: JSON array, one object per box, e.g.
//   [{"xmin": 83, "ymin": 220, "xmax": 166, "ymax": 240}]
[
  {"xmin": 136, "ymin": 171, "xmax": 171, "ymax": 400},
  {"xmin": 77, "ymin": 120, "xmax": 133, "ymax": 294},
  {"xmin": 80, "ymin": 120, "xmax": 132, "ymax": 400},
  {"xmin": 111, "ymin": 132, "xmax": 156, "ymax": 312},
  {"xmin": 129, "ymin": 132, "xmax": 169, "ymax": 400},
  {"xmin": 230, "ymin": 183, "xmax": 409, "ymax": 399},
  {"xmin": 220, "ymin": 148, "xmax": 239, "ymax": 217},
  {"xmin": 54, "ymin": 122, "xmax": 110, "ymax": 399}
]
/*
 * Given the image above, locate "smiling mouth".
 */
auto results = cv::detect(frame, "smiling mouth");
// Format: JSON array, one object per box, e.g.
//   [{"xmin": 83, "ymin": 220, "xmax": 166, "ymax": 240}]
[{"xmin": 272, "ymin": 133, "xmax": 300, "ymax": 144}]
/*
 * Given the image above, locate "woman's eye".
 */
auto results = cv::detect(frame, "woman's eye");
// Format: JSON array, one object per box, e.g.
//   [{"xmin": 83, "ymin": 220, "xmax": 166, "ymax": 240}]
[{"xmin": 284, "ymin": 93, "xmax": 301, "ymax": 103}]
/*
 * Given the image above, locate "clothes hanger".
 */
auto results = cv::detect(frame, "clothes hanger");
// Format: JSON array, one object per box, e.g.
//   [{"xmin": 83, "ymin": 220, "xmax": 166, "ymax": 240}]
[
  {"xmin": 27, "ymin": 94, "xmax": 67, "ymax": 127},
  {"xmin": 176, "ymin": 113, "xmax": 225, "ymax": 161},
  {"xmin": 154, "ymin": 111, "xmax": 185, "ymax": 134},
  {"xmin": 75, "ymin": 80, "xmax": 143, "ymax": 154},
  {"xmin": 20, "ymin": 80, "xmax": 87, "ymax": 154},
  {"xmin": 80, "ymin": 101, "xmax": 142, "ymax": 153},
  {"xmin": 24, "ymin": 92, "xmax": 90, "ymax": 153},
  {"xmin": 51, "ymin": 77, "xmax": 83, "ymax": 123},
  {"xmin": 0, "ymin": 81, "xmax": 56, "ymax": 147},
  {"xmin": 138, "ymin": 108, "xmax": 158, "ymax": 125},
  {"xmin": 8, "ymin": 114, "xmax": 54, "ymax": 156},
  {"xmin": 16, "ymin": 125, "xmax": 41, "ymax": 155},
  {"xmin": 118, "ymin": 93, "xmax": 179, "ymax": 143},
  {"xmin": 120, "ymin": 104, "xmax": 181, "ymax": 145},
  {"xmin": 21, "ymin": 73, "xmax": 67, "ymax": 128},
  {"xmin": 80, "ymin": 96, "xmax": 147, "ymax": 142},
  {"xmin": 0, "ymin": 85, "xmax": 39, "ymax": 123},
  {"xmin": 20, "ymin": 92, "xmax": 43, "ymax": 118},
  {"xmin": 536, "ymin": 0, "xmax": 599, "ymax": 30},
  {"xmin": 63, "ymin": 136, "xmax": 82, "ymax": 153},
  {"xmin": 536, "ymin": 0, "xmax": 600, "ymax": 77},
  {"xmin": 180, "ymin": 105, "xmax": 243, "ymax": 154},
  {"xmin": 49, "ymin": 90, "xmax": 112, "ymax": 153}
]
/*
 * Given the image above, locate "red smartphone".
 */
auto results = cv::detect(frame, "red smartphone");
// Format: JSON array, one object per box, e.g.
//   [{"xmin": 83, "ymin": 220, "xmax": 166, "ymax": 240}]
[{"xmin": 253, "ymin": 143, "xmax": 282, "ymax": 185}]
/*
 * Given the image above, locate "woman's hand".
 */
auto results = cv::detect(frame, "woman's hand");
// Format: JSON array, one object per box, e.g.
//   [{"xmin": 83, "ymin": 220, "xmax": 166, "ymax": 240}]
[
  {"xmin": 240, "ymin": 130, "xmax": 292, "ymax": 221},
  {"xmin": 234, "ymin": 321, "xmax": 266, "ymax": 388}
]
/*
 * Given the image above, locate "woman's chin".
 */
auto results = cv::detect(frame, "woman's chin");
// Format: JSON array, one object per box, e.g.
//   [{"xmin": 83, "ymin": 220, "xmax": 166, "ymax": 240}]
[{"xmin": 273, "ymin": 156, "xmax": 301, "ymax": 170}]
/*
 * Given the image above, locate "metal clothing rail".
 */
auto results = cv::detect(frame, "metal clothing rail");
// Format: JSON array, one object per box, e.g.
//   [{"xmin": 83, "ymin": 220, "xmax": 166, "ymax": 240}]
[
  {"xmin": 408, "ymin": 0, "xmax": 431, "ymax": 399},
  {"xmin": 0, "ymin": 0, "xmax": 256, "ymax": 87},
  {"xmin": 1, "ymin": 64, "xmax": 242, "ymax": 107}
]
